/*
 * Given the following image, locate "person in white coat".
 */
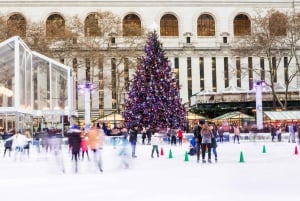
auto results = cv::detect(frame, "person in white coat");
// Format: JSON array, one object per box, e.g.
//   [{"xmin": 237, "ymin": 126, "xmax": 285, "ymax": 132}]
[
  {"xmin": 151, "ymin": 133, "xmax": 161, "ymax": 158},
  {"xmin": 4, "ymin": 131, "xmax": 31, "ymax": 161}
]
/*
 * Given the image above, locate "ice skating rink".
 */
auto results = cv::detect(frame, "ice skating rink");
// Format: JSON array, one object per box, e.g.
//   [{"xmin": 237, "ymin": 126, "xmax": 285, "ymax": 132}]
[{"xmin": 0, "ymin": 139, "xmax": 299, "ymax": 201}]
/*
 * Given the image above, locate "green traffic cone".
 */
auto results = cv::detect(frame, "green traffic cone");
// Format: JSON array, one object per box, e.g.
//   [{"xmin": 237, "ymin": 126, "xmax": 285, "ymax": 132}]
[
  {"xmin": 239, "ymin": 151, "xmax": 245, "ymax": 163},
  {"xmin": 168, "ymin": 149, "xmax": 173, "ymax": 159},
  {"xmin": 184, "ymin": 151, "xmax": 189, "ymax": 162},
  {"xmin": 262, "ymin": 144, "xmax": 267, "ymax": 153}
]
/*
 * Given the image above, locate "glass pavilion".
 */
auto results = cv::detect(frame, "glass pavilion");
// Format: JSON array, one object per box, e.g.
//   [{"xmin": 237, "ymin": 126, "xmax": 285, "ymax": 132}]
[{"xmin": 0, "ymin": 36, "xmax": 74, "ymax": 133}]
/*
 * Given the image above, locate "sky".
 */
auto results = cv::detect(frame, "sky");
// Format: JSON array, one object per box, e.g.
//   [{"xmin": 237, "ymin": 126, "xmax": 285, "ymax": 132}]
[{"xmin": 0, "ymin": 137, "xmax": 299, "ymax": 201}]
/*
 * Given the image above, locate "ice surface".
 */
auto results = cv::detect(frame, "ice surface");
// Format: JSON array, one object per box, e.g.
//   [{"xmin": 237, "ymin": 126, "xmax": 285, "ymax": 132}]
[{"xmin": 0, "ymin": 139, "xmax": 299, "ymax": 201}]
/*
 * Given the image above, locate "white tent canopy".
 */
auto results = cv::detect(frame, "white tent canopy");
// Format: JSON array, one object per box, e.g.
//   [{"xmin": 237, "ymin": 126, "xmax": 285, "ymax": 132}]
[{"xmin": 264, "ymin": 111, "xmax": 300, "ymax": 121}]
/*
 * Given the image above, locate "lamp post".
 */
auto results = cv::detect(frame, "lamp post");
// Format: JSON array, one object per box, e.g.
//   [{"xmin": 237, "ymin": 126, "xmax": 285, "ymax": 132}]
[
  {"xmin": 78, "ymin": 81, "xmax": 94, "ymax": 133},
  {"xmin": 252, "ymin": 80, "xmax": 266, "ymax": 130}
]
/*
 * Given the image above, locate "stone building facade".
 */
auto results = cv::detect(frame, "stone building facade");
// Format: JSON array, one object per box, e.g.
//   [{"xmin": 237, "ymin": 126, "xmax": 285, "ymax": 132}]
[{"xmin": 0, "ymin": 0, "xmax": 300, "ymax": 119}]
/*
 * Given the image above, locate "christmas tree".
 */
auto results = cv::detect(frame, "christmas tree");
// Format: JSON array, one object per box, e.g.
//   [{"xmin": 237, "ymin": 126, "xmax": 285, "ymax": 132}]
[{"xmin": 123, "ymin": 31, "xmax": 186, "ymax": 129}]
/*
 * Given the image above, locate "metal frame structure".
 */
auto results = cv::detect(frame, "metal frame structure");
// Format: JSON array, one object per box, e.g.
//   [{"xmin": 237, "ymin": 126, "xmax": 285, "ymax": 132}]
[{"xmin": 0, "ymin": 36, "xmax": 74, "ymax": 132}]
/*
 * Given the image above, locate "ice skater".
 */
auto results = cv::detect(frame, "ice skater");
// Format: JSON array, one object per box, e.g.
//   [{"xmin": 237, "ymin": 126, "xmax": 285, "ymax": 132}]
[
  {"xmin": 67, "ymin": 123, "xmax": 82, "ymax": 173},
  {"xmin": 2, "ymin": 131, "xmax": 13, "ymax": 158},
  {"xmin": 151, "ymin": 133, "xmax": 160, "ymax": 158},
  {"xmin": 88, "ymin": 123, "xmax": 105, "ymax": 172},
  {"xmin": 4, "ymin": 130, "xmax": 31, "ymax": 161},
  {"xmin": 118, "ymin": 127, "xmax": 130, "ymax": 169}
]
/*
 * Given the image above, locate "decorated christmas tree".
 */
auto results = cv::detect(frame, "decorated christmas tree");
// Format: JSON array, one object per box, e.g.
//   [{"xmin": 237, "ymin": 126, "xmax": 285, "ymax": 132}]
[{"xmin": 123, "ymin": 31, "xmax": 186, "ymax": 129}]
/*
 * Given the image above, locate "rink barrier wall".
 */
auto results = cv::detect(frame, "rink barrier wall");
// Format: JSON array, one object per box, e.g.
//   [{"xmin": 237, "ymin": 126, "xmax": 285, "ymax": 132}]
[
  {"xmin": 104, "ymin": 132, "xmax": 293, "ymax": 146},
  {"xmin": 0, "ymin": 132, "xmax": 294, "ymax": 148}
]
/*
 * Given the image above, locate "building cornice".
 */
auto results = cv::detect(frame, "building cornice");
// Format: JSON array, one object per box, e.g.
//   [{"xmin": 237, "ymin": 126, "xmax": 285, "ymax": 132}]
[{"xmin": 0, "ymin": 0, "xmax": 297, "ymax": 8}]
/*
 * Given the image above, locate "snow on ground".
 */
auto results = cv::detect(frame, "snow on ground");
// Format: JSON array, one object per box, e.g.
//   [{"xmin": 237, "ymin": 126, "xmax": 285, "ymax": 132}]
[{"xmin": 0, "ymin": 138, "xmax": 299, "ymax": 201}]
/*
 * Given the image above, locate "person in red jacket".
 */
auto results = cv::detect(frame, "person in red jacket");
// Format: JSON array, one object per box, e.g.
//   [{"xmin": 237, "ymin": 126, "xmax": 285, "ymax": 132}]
[
  {"xmin": 177, "ymin": 129, "xmax": 183, "ymax": 146},
  {"xmin": 80, "ymin": 132, "xmax": 90, "ymax": 161}
]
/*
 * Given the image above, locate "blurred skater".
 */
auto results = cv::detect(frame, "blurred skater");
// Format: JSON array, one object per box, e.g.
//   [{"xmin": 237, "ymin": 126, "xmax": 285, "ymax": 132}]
[
  {"xmin": 118, "ymin": 127, "xmax": 130, "ymax": 169},
  {"xmin": 2, "ymin": 130, "xmax": 13, "ymax": 158},
  {"xmin": 151, "ymin": 133, "xmax": 160, "ymax": 158},
  {"xmin": 88, "ymin": 123, "xmax": 105, "ymax": 172},
  {"xmin": 67, "ymin": 123, "xmax": 81, "ymax": 173}
]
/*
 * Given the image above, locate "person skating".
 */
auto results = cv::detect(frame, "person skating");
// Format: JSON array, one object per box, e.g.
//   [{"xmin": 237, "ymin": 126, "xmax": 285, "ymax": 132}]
[
  {"xmin": 151, "ymin": 133, "xmax": 160, "ymax": 158},
  {"xmin": 67, "ymin": 123, "xmax": 81, "ymax": 173},
  {"xmin": 201, "ymin": 123, "xmax": 212, "ymax": 163},
  {"xmin": 2, "ymin": 131, "xmax": 13, "ymax": 158},
  {"xmin": 129, "ymin": 123, "xmax": 139, "ymax": 158},
  {"xmin": 88, "ymin": 123, "xmax": 105, "ymax": 172}
]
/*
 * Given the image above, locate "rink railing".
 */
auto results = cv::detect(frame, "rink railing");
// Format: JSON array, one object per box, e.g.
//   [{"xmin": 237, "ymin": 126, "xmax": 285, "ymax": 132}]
[
  {"xmin": 0, "ymin": 132, "xmax": 294, "ymax": 148},
  {"xmin": 104, "ymin": 132, "xmax": 293, "ymax": 146}
]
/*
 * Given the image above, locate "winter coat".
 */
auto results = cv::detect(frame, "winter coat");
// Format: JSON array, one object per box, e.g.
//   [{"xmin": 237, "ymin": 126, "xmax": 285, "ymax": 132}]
[
  {"xmin": 67, "ymin": 128, "xmax": 81, "ymax": 153},
  {"xmin": 5, "ymin": 133, "xmax": 30, "ymax": 149},
  {"xmin": 88, "ymin": 128, "xmax": 105, "ymax": 150},
  {"xmin": 129, "ymin": 128, "xmax": 138, "ymax": 143},
  {"xmin": 80, "ymin": 138, "xmax": 89, "ymax": 151},
  {"xmin": 177, "ymin": 129, "xmax": 183, "ymax": 138},
  {"xmin": 193, "ymin": 125, "xmax": 202, "ymax": 143},
  {"xmin": 2, "ymin": 133, "xmax": 13, "ymax": 148},
  {"xmin": 151, "ymin": 133, "xmax": 160, "ymax": 145},
  {"xmin": 201, "ymin": 128, "xmax": 212, "ymax": 144},
  {"xmin": 233, "ymin": 126, "xmax": 240, "ymax": 136}
]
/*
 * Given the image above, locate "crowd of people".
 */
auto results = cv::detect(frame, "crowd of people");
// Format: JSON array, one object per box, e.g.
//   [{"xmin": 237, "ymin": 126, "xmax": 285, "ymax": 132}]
[{"xmin": 1, "ymin": 119, "xmax": 300, "ymax": 173}]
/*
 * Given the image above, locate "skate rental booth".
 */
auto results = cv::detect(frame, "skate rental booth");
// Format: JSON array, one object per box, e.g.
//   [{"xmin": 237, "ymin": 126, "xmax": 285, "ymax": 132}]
[{"xmin": 0, "ymin": 36, "xmax": 74, "ymax": 133}]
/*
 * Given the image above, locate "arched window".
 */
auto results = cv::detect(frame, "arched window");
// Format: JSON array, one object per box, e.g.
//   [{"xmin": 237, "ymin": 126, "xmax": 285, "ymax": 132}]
[
  {"xmin": 197, "ymin": 14, "xmax": 215, "ymax": 36},
  {"xmin": 123, "ymin": 14, "xmax": 141, "ymax": 36},
  {"xmin": 7, "ymin": 14, "xmax": 26, "ymax": 38},
  {"xmin": 46, "ymin": 14, "xmax": 65, "ymax": 38},
  {"xmin": 234, "ymin": 14, "xmax": 251, "ymax": 36},
  {"xmin": 269, "ymin": 12, "xmax": 287, "ymax": 36},
  {"xmin": 160, "ymin": 14, "xmax": 178, "ymax": 36},
  {"xmin": 84, "ymin": 13, "xmax": 102, "ymax": 37}
]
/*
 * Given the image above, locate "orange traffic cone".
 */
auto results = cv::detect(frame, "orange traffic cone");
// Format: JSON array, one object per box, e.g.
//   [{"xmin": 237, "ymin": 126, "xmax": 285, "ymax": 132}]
[
  {"xmin": 294, "ymin": 145, "xmax": 298, "ymax": 155},
  {"xmin": 160, "ymin": 147, "xmax": 164, "ymax": 156}
]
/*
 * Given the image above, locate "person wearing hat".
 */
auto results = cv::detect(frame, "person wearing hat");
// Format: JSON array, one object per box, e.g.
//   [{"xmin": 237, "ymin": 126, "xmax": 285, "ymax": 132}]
[{"xmin": 67, "ymin": 122, "xmax": 81, "ymax": 172}]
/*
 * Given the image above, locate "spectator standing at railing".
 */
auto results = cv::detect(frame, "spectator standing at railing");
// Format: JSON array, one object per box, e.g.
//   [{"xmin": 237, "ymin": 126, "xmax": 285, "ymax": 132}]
[
  {"xmin": 217, "ymin": 126, "xmax": 224, "ymax": 143},
  {"xmin": 276, "ymin": 126, "xmax": 282, "ymax": 142},
  {"xmin": 222, "ymin": 121, "xmax": 230, "ymax": 141},
  {"xmin": 271, "ymin": 125, "xmax": 277, "ymax": 142},
  {"xmin": 233, "ymin": 124, "xmax": 240, "ymax": 144},
  {"xmin": 170, "ymin": 128, "xmax": 177, "ymax": 146},
  {"xmin": 288, "ymin": 123, "xmax": 296, "ymax": 143},
  {"xmin": 177, "ymin": 128, "xmax": 183, "ymax": 146},
  {"xmin": 296, "ymin": 123, "xmax": 300, "ymax": 144},
  {"xmin": 146, "ymin": 127, "xmax": 152, "ymax": 145},
  {"xmin": 141, "ymin": 127, "xmax": 146, "ymax": 145}
]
